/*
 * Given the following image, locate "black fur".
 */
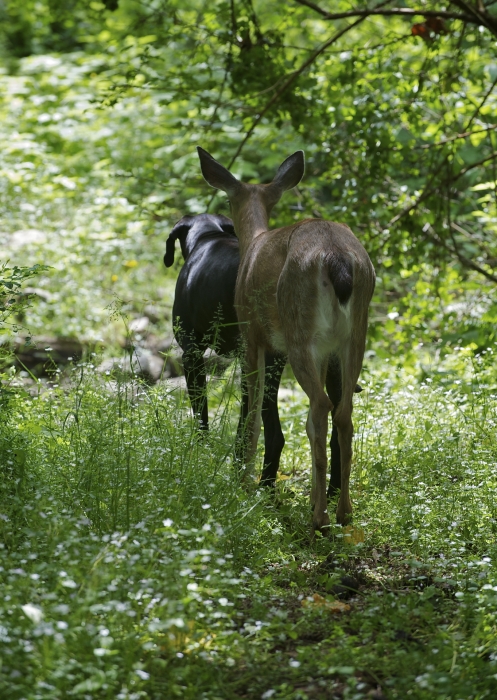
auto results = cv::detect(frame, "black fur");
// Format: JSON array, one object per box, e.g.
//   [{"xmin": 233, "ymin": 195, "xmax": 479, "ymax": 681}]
[
  {"xmin": 164, "ymin": 213, "xmax": 235, "ymax": 269},
  {"xmin": 327, "ymin": 255, "xmax": 354, "ymax": 306}
]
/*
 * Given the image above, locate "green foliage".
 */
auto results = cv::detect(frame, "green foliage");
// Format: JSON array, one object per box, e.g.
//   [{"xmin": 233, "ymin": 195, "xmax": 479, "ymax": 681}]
[
  {"xmin": 0, "ymin": 263, "xmax": 47, "ymax": 327},
  {"xmin": 30, "ymin": 0, "xmax": 493, "ymax": 286},
  {"xmin": 0, "ymin": 1, "xmax": 495, "ymax": 357},
  {"xmin": 0, "ymin": 262, "xmax": 48, "ymax": 372}
]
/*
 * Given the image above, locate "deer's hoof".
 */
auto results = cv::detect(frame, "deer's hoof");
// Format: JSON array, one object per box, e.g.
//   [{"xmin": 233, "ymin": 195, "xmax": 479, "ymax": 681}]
[
  {"xmin": 312, "ymin": 508, "xmax": 331, "ymax": 538},
  {"xmin": 335, "ymin": 507, "xmax": 353, "ymax": 526}
]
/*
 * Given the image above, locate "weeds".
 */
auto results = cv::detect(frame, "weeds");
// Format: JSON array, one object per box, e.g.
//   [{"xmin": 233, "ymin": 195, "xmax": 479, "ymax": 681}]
[{"xmin": 1, "ymin": 353, "xmax": 497, "ymax": 699}]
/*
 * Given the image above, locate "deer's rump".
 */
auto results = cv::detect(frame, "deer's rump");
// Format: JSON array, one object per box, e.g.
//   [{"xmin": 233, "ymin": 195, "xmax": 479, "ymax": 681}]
[{"xmin": 233, "ymin": 220, "xmax": 372, "ymax": 355}]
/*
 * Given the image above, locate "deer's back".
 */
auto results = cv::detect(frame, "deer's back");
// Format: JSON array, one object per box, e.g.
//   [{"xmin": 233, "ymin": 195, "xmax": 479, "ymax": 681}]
[{"xmin": 235, "ymin": 219, "xmax": 374, "ymax": 352}]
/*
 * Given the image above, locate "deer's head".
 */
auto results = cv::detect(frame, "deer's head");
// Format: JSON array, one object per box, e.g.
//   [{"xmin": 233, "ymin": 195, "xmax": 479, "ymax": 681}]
[{"xmin": 197, "ymin": 147, "xmax": 305, "ymax": 245}]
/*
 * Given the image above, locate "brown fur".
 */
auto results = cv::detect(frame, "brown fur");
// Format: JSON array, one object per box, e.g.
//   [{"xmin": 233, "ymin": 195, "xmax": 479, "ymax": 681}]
[{"xmin": 197, "ymin": 148, "xmax": 375, "ymax": 532}]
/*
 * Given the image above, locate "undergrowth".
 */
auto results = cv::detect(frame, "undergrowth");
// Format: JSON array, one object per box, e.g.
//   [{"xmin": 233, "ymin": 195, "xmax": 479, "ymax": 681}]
[{"xmin": 1, "ymin": 351, "xmax": 497, "ymax": 699}]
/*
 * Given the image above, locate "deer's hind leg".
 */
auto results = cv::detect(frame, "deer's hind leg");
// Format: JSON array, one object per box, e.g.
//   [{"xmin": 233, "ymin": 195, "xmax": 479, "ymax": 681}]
[
  {"xmin": 326, "ymin": 355, "xmax": 342, "ymax": 498},
  {"xmin": 333, "ymin": 335, "xmax": 366, "ymax": 524},
  {"xmin": 289, "ymin": 346, "xmax": 333, "ymax": 534}
]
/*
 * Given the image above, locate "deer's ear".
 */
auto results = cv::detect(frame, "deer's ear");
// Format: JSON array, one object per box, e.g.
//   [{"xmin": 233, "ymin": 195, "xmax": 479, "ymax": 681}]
[
  {"xmin": 272, "ymin": 151, "xmax": 305, "ymax": 192},
  {"xmin": 197, "ymin": 147, "xmax": 241, "ymax": 196},
  {"xmin": 164, "ymin": 219, "xmax": 190, "ymax": 267}
]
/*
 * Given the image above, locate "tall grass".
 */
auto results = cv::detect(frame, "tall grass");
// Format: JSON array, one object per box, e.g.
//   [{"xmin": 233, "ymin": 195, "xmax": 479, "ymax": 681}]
[{"xmin": 1, "ymin": 351, "xmax": 497, "ymax": 699}]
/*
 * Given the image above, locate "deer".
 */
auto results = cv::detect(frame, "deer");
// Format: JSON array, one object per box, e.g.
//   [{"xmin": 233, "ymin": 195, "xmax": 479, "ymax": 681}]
[{"xmin": 197, "ymin": 148, "xmax": 375, "ymax": 532}]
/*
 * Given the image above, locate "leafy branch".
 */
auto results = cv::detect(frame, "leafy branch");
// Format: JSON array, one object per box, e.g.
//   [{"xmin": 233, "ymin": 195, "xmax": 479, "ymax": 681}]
[
  {"xmin": 425, "ymin": 224, "xmax": 497, "ymax": 283},
  {"xmin": 0, "ymin": 264, "xmax": 49, "ymax": 330},
  {"xmin": 416, "ymin": 124, "xmax": 497, "ymax": 150},
  {"xmin": 390, "ymin": 151, "xmax": 497, "ymax": 225},
  {"xmin": 225, "ymin": 1, "xmax": 394, "ymax": 169},
  {"xmin": 294, "ymin": 0, "xmax": 497, "ymax": 37},
  {"xmin": 465, "ymin": 74, "xmax": 497, "ymax": 130}
]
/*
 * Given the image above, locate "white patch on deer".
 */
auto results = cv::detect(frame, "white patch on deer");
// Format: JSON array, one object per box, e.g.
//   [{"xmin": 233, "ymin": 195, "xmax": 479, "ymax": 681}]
[
  {"xmin": 270, "ymin": 329, "xmax": 287, "ymax": 354},
  {"xmin": 313, "ymin": 260, "xmax": 353, "ymax": 361}
]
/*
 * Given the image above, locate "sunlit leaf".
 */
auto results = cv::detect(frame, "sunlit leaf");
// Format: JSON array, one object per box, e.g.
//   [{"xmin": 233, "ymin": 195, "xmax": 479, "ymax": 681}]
[{"xmin": 342, "ymin": 525, "xmax": 365, "ymax": 545}]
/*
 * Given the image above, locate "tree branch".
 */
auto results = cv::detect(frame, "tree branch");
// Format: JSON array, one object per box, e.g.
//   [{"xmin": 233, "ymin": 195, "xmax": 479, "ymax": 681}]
[
  {"xmin": 465, "ymin": 74, "xmax": 497, "ymax": 131},
  {"xmin": 293, "ymin": 1, "xmax": 475, "ymax": 24},
  {"xmin": 451, "ymin": 221, "xmax": 496, "ymax": 260},
  {"xmin": 390, "ymin": 151, "xmax": 497, "ymax": 224},
  {"xmin": 207, "ymin": 6, "xmax": 387, "ymax": 208},
  {"xmin": 455, "ymin": 151, "xmax": 497, "ymax": 180},
  {"xmin": 431, "ymin": 224, "xmax": 497, "ymax": 283},
  {"xmin": 389, "ymin": 163, "xmax": 447, "ymax": 224},
  {"xmin": 448, "ymin": 0, "xmax": 497, "ymax": 36},
  {"xmin": 416, "ymin": 123, "xmax": 497, "ymax": 149}
]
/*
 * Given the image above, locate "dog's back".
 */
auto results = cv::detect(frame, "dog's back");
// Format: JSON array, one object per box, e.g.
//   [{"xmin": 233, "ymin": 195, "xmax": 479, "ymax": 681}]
[{"xmin": 165, "ymin": 214, "xmax": 240, "ymax": 355}]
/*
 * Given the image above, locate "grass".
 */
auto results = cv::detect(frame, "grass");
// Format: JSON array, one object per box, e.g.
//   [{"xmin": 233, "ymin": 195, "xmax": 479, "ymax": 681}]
[{"xmin": 2, "ymin": 351, "xmax": 497, "ymax": 699}]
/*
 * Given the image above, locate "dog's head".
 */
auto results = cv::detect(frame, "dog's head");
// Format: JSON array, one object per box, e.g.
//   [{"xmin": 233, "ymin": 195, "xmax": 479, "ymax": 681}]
[{"xmin": 164, "ymin": 213, "xmax": 235, "ymax": 267}]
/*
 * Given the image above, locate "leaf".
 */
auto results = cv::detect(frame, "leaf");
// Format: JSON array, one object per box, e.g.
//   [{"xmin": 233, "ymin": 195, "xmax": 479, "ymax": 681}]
[
  {"xmin": 343, "ymin": 526, "xmax": 365, "ymax": 545},
  {"xmin": 302, "ymin": 593, "xmax": 350, "ymax": 613},
  {"xmin": 21, "ymin": 604, "xmax": 43, "ymax": 623},
  {"xmin": 327, "ymin": 665, "xmax": 356, "ymax": 676},
  {"xmin": 471, "ymin": 181, "xmax": 496, "ymax": 191},
  {"xmin": 72, "ymin": 671, "xmax": 106, "ymax": 694},
  {"xmin": 14, "ymin": 449, "xmax": 26, "ymax": 466}
]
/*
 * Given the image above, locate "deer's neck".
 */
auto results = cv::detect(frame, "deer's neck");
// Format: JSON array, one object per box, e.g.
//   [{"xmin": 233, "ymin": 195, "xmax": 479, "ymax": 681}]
[{"xmin": 234, "ymin": 200, "xmax": 270, "ymax": 258}]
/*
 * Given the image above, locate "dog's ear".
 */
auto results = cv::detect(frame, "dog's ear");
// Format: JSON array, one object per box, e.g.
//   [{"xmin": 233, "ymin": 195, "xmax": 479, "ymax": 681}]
[
  {"xmin": 219, "ymin": 217, "xmax": 235, "ymax": 236},
  {"xmin": 164, "ymin": 219, "xmax": 190, "ymax": 267}
]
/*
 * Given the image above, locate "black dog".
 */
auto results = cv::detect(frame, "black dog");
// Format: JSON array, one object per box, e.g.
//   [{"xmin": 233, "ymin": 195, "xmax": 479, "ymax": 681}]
[{"xmin": 164, "ymin": 213, "xmax": 360, "ymax": 494}]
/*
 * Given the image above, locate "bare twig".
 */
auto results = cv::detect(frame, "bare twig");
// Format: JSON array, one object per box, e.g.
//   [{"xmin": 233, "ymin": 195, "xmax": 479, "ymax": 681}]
[
  {"xmin": 455, "ymin": 151, "xmax": 497, "ymax": 180},
  {"xmin": 390, "ymin": 151, "xmax": 497, "ymax": 224},
  {"xmin": 389, "ymin": 164, "xmax": 446, "ymax": 224},
  {"xmin": 451, "ymin": 221, "xmax": 496, "ymax": 260},
  {"xmin": 490, "ymin": 129, "xmax": 497, "ymax": 213},
  {"xmin": 464, "ymin": 74, "xmax": 497, "ymax": 131},
  {"xmin": 208, "ymin": 1, "xmax": 237, "ymax": 126},
  {"xmin": 427, "ymin": 224, "xmax": 497, "ymax": 283}
]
